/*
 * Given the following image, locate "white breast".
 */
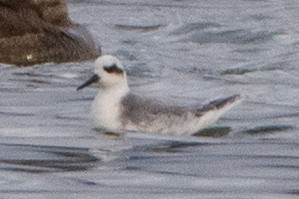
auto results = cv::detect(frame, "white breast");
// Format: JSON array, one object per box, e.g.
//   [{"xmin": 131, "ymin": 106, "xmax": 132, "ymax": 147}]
[
  {"xmin": 91, "ymin": 91, "xmax": 122, "ymax": 132},
  {"xmin": 91, "ymin": 85, "xmax": 129, "ymax": 132}
]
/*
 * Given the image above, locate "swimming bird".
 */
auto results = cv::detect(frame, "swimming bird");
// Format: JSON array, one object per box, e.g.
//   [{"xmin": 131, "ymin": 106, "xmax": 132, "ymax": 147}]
[
  {"xmin": 0, "ymin": 0, "xmax": 100, "ymax": 66},
  {"xmin": 77, "ymin": 55, "xmax": 242, "ymax": 136}
]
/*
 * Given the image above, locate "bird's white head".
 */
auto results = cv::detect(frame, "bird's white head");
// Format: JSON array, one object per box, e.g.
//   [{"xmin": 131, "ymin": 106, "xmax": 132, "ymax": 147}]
[{"xmin": 77, "ymin": 55, "xmax": 129, "ymax": 91}]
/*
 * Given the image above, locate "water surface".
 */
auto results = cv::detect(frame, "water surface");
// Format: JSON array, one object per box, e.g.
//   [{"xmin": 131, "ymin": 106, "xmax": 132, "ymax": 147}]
[{"xmin": 0, "ymin": 0, "xmax": 299, "ymax": 198}]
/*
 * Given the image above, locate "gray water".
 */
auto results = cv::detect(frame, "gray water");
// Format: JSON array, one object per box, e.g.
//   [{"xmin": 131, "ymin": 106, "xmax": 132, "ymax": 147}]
[{"xmin": 1, "ymin": 0, "xmax": 299, "ymax": 198}]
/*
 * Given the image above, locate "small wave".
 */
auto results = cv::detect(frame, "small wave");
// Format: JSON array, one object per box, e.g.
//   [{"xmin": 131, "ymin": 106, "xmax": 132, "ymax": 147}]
[
  {"xmin": 114, "ymin": 24, "xmax": 163, "ymax": 32},
  {"xmin": 193, "ymin": 126, "xmax": 231, "ymax": 138},
  {"xmin": 169, "ymin": 22, "xmax": 221, "ymax": 36},
  {"xmin": 0, "ymin": 111, "xmax": 35, "ymax": 117},
  {"xmin": 221, "ymin": 67, "xmax": 256, "ymax": 75},
  {"xmin": 249, "ymin": 14, "xmax": 274, "ymax": 21},
  {"xmin": 0, "ymin": 144, "xmax": 99, "ymax": 173},
  {"xmin": 221, "ymin": 61, "xmax": 290, "ymax": 75},
  {"xmin": 241, "ymin": 125, "xmax": 294, "ymax": 136},
  {"xmin": 184, "ymin": 29, "xmax": 282, "ymax": 44}
]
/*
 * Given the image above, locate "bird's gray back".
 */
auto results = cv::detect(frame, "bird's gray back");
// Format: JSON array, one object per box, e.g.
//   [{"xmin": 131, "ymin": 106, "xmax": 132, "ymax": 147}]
[
  {"xmin": 119, "ymin": 93, "xmax": 241, "ymax": 135},
  {"xmin": 120, "ymin": 93, "xmax": 188, "ymax": 127}
]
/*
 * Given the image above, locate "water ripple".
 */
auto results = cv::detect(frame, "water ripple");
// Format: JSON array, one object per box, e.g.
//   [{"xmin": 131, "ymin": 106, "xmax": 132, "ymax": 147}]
[
  {"xmin": 184, "ymin": 29, "xmax": 283, "ymax": 44},
  {"xmin": 0, "ymin": 144, "xmax": 99, "ymax": 173}
]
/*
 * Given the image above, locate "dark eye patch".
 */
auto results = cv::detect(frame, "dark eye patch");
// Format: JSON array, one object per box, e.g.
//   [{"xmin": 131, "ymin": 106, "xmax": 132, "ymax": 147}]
[{"xmin": 103, "ymin": 64, "xmax": 123, "ymax": 74}]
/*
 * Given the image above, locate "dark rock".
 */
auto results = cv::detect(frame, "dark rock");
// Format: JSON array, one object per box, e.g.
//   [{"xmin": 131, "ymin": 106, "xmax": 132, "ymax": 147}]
[{"xmin": 0, "ymin": 0, "xmax": 101, "ymax": 66}]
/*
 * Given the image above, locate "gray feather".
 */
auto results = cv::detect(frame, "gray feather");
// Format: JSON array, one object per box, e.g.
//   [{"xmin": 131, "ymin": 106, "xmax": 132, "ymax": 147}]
[
  {"xmin": 195, "ymin": 95, "xmax": 241, "ymax": 117},
  {"xmin": 120, "ymin": 93, "xmax": 188, "ymax": 127}
]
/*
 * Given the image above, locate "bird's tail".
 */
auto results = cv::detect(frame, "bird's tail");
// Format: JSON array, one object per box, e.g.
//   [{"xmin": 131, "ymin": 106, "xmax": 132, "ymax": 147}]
[
  {"xmin": 194, "ymin": 94, "xmax": 242, "ymax": 128},
  {"xmin": 196, "ymin": 95, "xmax": 242, "ymax": 115}
]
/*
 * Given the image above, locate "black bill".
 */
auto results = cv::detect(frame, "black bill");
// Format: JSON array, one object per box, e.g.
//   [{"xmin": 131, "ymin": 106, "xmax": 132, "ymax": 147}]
[{"xmin": 77, "ymin": 74, "xmax": 100, "ymax": 91}]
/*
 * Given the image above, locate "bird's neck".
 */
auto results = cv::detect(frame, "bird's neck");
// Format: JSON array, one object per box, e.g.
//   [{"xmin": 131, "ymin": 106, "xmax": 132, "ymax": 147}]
[
  {"xmin": 92, "ymin": 83, "xmax": 129, "ymax": 132},
  {"xmin": 100, "ymin": 84, "xmax": 130, "ymax": 101}
]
